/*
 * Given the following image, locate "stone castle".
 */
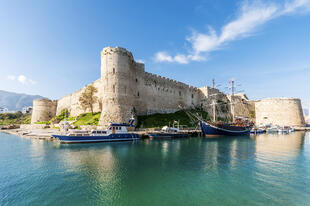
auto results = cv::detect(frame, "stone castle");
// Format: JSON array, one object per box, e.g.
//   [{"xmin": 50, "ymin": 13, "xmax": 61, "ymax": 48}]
[{"xmin": 31, "ymin": 47, "xmax": 306, "ymax": 127}]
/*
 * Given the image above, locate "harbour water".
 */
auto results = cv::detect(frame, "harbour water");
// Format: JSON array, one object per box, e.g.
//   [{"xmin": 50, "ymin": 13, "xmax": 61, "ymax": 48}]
[{"xmin": 1, "ymin": 132, "xmax": 310, "ymax": 206}]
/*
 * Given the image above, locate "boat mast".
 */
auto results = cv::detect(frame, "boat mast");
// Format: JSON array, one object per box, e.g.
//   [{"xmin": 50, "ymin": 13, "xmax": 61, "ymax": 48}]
[
  {"xmin": 231, "ymin": 80, "xmax": 235, "ymax": 122},
  {"xmin": 212, "ymin": 99, "xmax": 216, "ymax": 122},
  {"xmin": 64, "ymin": 110, "xmax": 67, "ymax": 132}
]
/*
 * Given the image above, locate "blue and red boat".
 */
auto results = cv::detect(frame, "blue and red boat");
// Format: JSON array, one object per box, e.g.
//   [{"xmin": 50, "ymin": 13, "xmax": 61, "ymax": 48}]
[
  {"xmin": 200, "ymin": 120, "xmax": 252, "ymax": 136},
  {"xmin": 52, "ymin": 118, "xmax": 140, "ymax": 143}
]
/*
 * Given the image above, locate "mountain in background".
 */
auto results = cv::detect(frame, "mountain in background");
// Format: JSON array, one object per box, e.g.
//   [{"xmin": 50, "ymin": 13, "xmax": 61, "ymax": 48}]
[{"xmin": 0, "ymin": 90, "xmax": 44, "ymax": 111}]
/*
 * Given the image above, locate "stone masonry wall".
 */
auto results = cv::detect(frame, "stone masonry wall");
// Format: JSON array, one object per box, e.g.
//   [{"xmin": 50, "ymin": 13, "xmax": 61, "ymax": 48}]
[
  {"xmin": 255, "ymin": 98, "xmax": 305, "ymax": 126},
  {"xmin": 31, "ymin": 98, "xmax": 57, "ymax": 123},
  {"xmin": 56, "ymin": 79, "xmax": 103, "ymax": 117},
  {"xmin": 98, "ymin": 47, "xmax": 227, "ymax": 124}
]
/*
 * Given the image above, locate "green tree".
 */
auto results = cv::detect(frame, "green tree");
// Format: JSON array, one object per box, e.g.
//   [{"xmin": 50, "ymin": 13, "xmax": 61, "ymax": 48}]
[{"xmin": 79, "ymin": 85, "xmax": 98, "ymax": 114}]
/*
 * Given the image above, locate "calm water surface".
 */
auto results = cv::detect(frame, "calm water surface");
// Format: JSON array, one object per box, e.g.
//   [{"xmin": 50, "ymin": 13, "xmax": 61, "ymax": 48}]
[{"xmin": 0, "ymin": 132, "xmax": 310, "ymax": 206}]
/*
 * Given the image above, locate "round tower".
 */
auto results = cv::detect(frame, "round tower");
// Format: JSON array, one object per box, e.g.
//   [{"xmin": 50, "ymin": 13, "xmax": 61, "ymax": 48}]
[
  {"xmin": 99, "ymin": 47, "xmax": 137, "ymax": 125},
  {"xmin": 31, "ymin": 98, "xmax": 57, "ymax": 123},
  {"xmin": 255, "ymin": 98, "xmax": 305, "ymax": 127}
]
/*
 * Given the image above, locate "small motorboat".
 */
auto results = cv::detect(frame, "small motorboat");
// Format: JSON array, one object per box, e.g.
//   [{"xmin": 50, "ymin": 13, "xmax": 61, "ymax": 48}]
[{"xmin": 148, "ymin": 125, "xmax": 188, "ymax": 139}]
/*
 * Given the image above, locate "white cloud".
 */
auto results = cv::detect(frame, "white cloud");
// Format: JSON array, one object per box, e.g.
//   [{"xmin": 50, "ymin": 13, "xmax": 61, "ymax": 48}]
[
  {"xmin": 155, "ymin": 52, "xmax": 173, "ymax": 62},
  {"xmin": 18, "ymin": 75, "xmax": 27, "ymax": 84},
  {"xmin": 7, "ymin": 75, "xmax": 16, "ymax": 80},
  {"xmin": 154, "ymin": 51, "xmax": 205, "ymax": 64},
  {"xmin": 7, "ymin": 75, "xmax": 36, "ymax": 85},
  {"xmin": 136, "ymin": 59, "xmax": 145, "ymax": 64},
  {"xmin": 155, "ymin": 0, "xmax": 310, "ymax": 64}
]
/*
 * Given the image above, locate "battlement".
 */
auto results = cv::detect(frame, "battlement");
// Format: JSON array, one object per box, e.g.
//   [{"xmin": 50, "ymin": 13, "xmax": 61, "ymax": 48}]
[
  {"xmin": 144, "ymin": 72, "xmax": 198, "ymax": 90},
  {"xmin": 101, "ymin": 46, "xmax": 134, "ymax": 60},
  {"xmin": 256, "ymin": 97, "xmax": 300, "ymax": 102}
]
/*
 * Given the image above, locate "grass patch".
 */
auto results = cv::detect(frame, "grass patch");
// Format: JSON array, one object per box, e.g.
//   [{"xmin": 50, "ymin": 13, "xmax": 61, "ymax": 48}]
[
  {"xmin": 73, "ymin": 112, "xmax": 101, "ymax": 127},
  {"xmin": 136, "ymin": 109, "xmax": 209, "ymax": 128},
  {"xmin": 34, "ymin": 121, "xmax": 49, "ymax": 125},
  {"xmin": 48, "ymin": 109, "xmax": 69, "ymax": 124}
]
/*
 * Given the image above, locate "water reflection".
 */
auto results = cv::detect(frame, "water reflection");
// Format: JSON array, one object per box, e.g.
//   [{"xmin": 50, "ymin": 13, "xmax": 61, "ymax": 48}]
[
  {"xmin": 5, "ymin": 132, "xmax": 310, "ymax": 206},
  {"xmin": 253, "ymin": 132, "xmax": 305, "ymax": 159}
]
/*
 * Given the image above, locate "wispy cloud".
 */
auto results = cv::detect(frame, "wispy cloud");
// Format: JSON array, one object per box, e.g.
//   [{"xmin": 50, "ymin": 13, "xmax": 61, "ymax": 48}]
[
  {"xmin": 154, "ymin": 51, "xmax": 205, "ymax": 64},
  {"xmin": 7, "ymin": 75, "xmax": 36, "ymax": 85},
  {"xmin": 136, "ymin": 59, "xmax": 146, "ymax": 64},
  {"xmin": 154, "ymin": 0, "xmax": 310, "ymax": 64},
  {"xmin": 7, "ymin": 75, "xmax": 16, "ymax": 81}
]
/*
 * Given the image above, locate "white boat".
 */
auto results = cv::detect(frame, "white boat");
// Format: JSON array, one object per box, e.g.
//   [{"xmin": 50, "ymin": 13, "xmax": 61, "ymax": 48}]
[{"xmin": 266, "ymin": 126, "xmax": 279, "ymax": 133}]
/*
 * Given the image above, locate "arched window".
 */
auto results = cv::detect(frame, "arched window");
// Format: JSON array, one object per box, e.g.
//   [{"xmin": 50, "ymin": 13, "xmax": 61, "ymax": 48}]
[
  {"xmin": 113, "ymin": 85, "xmax": 115, "ymax": 93},
  {"xmin": 113, "ymin": 68, "xmax": 115, "ymax": 74},
  {"xmin": 137, "ymin": 92, "xmax": 140, "ymax": 97}
]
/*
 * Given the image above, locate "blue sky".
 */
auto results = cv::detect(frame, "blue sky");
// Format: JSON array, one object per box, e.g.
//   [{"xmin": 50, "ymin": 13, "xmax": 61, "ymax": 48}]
[{"xmin": 0, "ymin": 0, "xmax": 309, "ymax": 107}]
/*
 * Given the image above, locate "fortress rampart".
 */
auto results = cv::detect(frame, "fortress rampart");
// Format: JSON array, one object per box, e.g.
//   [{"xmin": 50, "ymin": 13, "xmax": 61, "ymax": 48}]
[
  {"xmin": 255, "ymin": 98, "xmax": 305, "ymax": 126},
  {"xmin": 31, "ymin": 46, "xmax": 305, "ymax": 127},
  {"xmin": 56, "ymin": 79, "xmax": 104, "ymax": 116}
]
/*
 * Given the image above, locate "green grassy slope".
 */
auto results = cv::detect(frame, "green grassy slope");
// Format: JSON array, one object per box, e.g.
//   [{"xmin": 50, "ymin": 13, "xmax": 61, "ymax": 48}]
[{"xmin": 136, "ymin": 109, "xmax": 209, "ymax": 128}]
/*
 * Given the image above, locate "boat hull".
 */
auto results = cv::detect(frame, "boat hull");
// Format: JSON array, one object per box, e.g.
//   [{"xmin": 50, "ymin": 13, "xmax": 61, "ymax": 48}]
[
  {"xmin": 148, "ymin": 133, "xmax": 189, "ymax": 139},
  {"xmin": 52, "ymin": 133, "xmax": 140, "ymax": 143},
  {"xmin": 200, "ymin": 121, "xmax": 251, "ymax": 136}
]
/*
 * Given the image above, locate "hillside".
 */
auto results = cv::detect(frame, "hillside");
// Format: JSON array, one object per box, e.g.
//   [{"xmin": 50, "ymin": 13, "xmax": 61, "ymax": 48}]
[{"xmin": 0, "ymin": 90, "xmax": 44, "ymax": 111}]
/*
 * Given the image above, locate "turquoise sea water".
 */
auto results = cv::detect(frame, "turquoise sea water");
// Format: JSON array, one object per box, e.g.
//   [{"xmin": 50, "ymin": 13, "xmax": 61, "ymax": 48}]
[{"xmin": 0, "ymin": 132, "xmax": 310, "ymax": 206}]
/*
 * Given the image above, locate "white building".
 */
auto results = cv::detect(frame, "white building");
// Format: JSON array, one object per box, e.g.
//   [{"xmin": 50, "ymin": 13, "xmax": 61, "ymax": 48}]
[
  {"xmin": 22, "ymin": 106, "xmax": 33, "ymax": 114},
  {"xmin": 0, "ymin": 107, "xmax": 9, "ymax": 113}
]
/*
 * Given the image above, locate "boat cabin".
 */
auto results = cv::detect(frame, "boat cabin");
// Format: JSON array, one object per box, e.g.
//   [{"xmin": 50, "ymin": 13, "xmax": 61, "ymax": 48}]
[{"xmin": 105, "ymin": 123, "xmax": 130, "ymax": 134}]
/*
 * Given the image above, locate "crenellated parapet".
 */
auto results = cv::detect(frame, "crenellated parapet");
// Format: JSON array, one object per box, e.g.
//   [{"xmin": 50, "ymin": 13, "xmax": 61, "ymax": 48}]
[
  {"xmin": 101, "ymin": 47, "xmax": 134, "ymax": 61},
  {"xmin": 144, "ymin": 72, "xmax": 199, "ymax": 90}
]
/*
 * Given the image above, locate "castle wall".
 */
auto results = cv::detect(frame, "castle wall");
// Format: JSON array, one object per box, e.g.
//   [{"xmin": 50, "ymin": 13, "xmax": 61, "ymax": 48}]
[
  {"xmin": 255, "ymin": 98, "xmax": 305, "ymax": 126},
  {"xmin": 31, "ymin": 46, "xmax": 305, "ymax": 128},
  {"xmin": 56, "ymin": 79, "xmax": 103, "ymax": 116},
  {"xmin": 31, "ymin": 98, "xmax": 57, "ymax": 123},
  {"xmin": 99, "ymin": 47, "xmax": 209, "ymax": 124},
  {"xmin": 138, "ymin": 72, "xmax": 201, "ymax": 115},
  {"xmin": 227, "ymin": 94, "xmax": 252, "ymax": 119},
  {"xmin": 199, "ymin": 86, "xmax": 230, "ymax": 119}
]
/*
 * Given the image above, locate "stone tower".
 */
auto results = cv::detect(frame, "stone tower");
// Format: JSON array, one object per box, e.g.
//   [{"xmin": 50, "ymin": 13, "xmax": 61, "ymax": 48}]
[
  {"xmin": 31, "ymin": 98, "xmax": 57, "ymax": 123},
  {"xmin": 255, "ymin": 98, "xmax": 305, "ymax": 126},
  {"xmin": 99, "ymin": 47, "xmax": 137, "ymax": 125}
]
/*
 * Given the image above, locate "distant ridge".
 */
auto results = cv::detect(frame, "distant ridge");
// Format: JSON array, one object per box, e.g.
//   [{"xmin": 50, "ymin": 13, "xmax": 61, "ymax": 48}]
[{"xmin": 0, "ymin": 90, "xmax": 44, "ymax": 111}]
